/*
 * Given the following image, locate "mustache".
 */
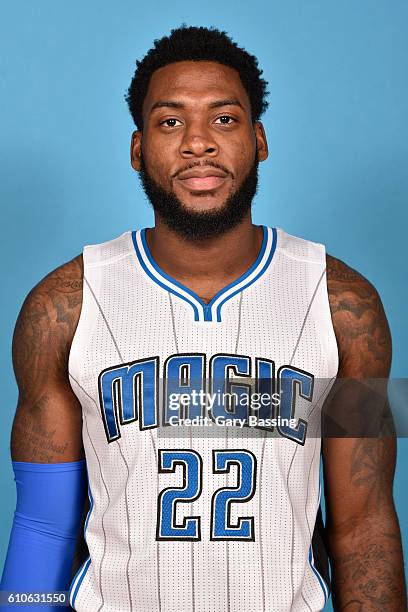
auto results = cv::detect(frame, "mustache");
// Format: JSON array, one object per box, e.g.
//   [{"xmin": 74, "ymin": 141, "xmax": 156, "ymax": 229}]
[{"xmin": 171, "ymin": 161, "xmax": 234, "ymax": 180}]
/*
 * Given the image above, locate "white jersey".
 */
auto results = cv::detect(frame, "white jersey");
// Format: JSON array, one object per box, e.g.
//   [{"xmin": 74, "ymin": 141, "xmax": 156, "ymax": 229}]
[{"xmin": 68, "ymin": 225, "xmax": 338, "ymax": 612}]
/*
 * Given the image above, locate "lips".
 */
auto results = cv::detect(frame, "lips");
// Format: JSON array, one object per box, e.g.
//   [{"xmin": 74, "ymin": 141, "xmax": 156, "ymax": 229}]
[
  {"xmin": 175, "ymin": 167, "xmax": 229, "ymax": 192},
  {"xmin": 178, "ymin": 175, "xmax": 227, "ymax": 190}
]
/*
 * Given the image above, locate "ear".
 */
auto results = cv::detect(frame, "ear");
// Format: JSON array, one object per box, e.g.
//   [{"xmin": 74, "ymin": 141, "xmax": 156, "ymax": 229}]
[
  {"xmin": 254, "ymin": 122, "xmax": 268, "ymax": 162},
  {"xmin": 130, "ymin": 130, "xmax": 142, "ymax": 171}
]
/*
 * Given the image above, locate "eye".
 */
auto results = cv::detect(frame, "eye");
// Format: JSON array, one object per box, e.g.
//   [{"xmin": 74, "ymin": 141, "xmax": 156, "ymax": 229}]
[
  {"xmin": 214, "ymin": 115, "xmax": 235, "ymax": 125},
  {"xmin": 160, "ymin": 118, "xmax": 182, "ymax": 128}
]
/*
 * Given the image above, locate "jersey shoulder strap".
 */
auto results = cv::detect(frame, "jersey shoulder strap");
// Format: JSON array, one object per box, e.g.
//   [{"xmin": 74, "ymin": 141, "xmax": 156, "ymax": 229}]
[
  {"xmin": 82, "ymin": 231, "xmax": 133, "ymax": 268},
  {"xmin": 276, "ymin": 227, "xmax": 326, "ymax": 264}
]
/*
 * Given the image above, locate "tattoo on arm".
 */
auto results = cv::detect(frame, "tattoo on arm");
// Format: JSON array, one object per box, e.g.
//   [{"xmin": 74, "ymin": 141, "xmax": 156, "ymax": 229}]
[
  {"xmin": 332, "ymin": 541, "xmax": 405, "ymax": 611},
  {"xmin": 11, "ymin": 395, "xmax": 69, "ymax": 462},
  {"xmin": 326, "ymin": 435, "xmax": 405, "ymax": 611},
  {"xmin": 12, "ymin": 256, "xmax": 83, "ymax": 399},
  {"xmin": 11, "ymin": 256, "xmax": 84, "ymax": 462},
  {"xmin": 326, "ymin": 254, "xmax": 392, "ymax": 377},
  {"xmin": 325, "ymin": 256, "xmax": 406, "ymax": 610},
  {"xmin": 349, "ymin": 437, "xmax": 395, "ymax": 509}
]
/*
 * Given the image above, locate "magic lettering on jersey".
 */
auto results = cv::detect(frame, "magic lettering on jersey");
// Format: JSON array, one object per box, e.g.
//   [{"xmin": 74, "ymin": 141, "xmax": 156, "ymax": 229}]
[{"xmin": 97, "ymin": 352, "xmax": 313, "ymax": 445}]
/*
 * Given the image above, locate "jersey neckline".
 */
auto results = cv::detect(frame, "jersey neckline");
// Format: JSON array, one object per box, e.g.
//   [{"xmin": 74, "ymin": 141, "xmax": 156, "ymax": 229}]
[{"xmin": 131, "ymin": 225, "xmax": 278, "ymax": 323}]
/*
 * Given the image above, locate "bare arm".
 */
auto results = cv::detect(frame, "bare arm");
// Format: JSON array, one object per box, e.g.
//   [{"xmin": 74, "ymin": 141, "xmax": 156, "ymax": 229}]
[
  {"xmin": 323, "ymin": 254, "xmax": 406, "ymax": 611},
  {"xmin": 11, "ymin": 255, "xmax": 84, "ymax": 462}
]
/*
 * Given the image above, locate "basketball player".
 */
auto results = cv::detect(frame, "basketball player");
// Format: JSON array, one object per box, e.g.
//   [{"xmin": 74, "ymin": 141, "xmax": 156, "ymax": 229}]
[{"xmin": 1, "ymin": 26, "xmax": 406, "ymax": 612}]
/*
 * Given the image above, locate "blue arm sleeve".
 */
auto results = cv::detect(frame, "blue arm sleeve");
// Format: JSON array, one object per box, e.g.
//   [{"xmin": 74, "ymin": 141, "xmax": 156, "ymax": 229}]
[{"xmin": 0, "ymin": 460, "xmax": 87, "ymax": 611}]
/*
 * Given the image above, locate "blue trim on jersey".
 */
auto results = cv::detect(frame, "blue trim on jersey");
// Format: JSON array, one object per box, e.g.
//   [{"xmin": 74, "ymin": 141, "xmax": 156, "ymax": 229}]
[
  {"xmin": 69, "ymin": 557, "xmax": 91, "ymax": 609},
  {"xmin": 132, "ymin": 230, "xmax": 201, "ymax": 321},
  {"xmin": 308, "ymin": 545, "xmax": 329, "ymax": 604},
  {"xmin": 69, "ymin": 482, "xmax": 94, "ymax": 609},
  {"xmin": 131, "ymin": 225, "xmax": 277, "ymax": 322},
  {"xmin": 214, "ymin": 227, "xmax": 277, "ymax": 322},
  {"xmin": 309, "ymin": 480, "xmax": 330, "ymax": 604}
]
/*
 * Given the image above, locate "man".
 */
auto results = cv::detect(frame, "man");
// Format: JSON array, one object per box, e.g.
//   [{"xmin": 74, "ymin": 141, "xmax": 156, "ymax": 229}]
[{"xmin": 1, "ymin": 25, "xmax": 406, "ymax": 612}]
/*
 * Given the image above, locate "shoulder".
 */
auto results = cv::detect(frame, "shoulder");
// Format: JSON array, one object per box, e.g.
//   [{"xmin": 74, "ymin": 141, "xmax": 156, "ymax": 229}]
[
  {"xmin": 326, "ymin": 252, "xmax": 378, "ymax": 304},
  {"xmin": 325, "ymin": 254, "xmax": 391, "ymax": 376},
  {"xmin": 13, "ymin": 255, "xmax": 83, "ymax": 389},
  {"xmin": 326, "ymin": 253, "xmax": 383, "ymax": 313},
  {"xmin": 15, "ymin": 254, "xmax": 83, "ymax": 330}
]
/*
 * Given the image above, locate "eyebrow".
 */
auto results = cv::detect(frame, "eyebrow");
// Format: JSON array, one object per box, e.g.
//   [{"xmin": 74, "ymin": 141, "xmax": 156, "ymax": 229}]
[{"xmin": 149, "ymin": 98, "xmax": 244, "ymax": 113}]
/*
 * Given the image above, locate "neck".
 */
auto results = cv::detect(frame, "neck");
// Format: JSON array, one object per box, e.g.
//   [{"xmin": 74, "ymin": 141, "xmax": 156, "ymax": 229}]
[{"xmin": 145, "ymin": 214, "xmax": 263, "ymax": 296}]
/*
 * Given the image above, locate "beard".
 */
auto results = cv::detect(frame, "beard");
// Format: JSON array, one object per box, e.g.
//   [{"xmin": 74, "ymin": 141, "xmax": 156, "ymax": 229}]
[{"xmin": 138, "ymin": 153, "xmax": 259, "ymax": 241}]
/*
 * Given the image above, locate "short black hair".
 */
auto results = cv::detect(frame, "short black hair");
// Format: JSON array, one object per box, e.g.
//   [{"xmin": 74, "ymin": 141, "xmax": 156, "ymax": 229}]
[{"xmin": 125, "ymin": 25, "xmax": 269, "ymax": 130}]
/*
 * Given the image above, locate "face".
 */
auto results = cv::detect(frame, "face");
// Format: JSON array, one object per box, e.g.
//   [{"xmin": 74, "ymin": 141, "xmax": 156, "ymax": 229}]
[{"xmin": 131, "ymin": 60, "xmax": 268, "ymax": 240}]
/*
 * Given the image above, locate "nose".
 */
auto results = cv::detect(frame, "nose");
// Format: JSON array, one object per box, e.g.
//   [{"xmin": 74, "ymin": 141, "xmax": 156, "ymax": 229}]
[{"xmin": 179, "ymin": 122, "xmax": 219, "ymax": 159}]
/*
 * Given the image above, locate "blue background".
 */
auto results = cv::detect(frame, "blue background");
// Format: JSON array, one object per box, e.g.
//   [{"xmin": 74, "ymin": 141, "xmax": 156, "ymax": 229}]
[{"xmin": 1, "ymin": 1, "xmax": 407, "ymax": 609}]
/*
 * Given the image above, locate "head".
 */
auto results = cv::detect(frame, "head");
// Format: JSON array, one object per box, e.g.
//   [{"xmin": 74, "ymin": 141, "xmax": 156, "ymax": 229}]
[{"xmin": 126, "ymin": 26, "xmax": 269, "ymax": 241}]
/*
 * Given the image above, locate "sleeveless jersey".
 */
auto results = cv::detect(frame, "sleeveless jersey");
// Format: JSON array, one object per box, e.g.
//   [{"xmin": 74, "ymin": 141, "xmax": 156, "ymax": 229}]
[{"xmin": 68, "ymin": 225, "xmax": 338, "ymax": 612}]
